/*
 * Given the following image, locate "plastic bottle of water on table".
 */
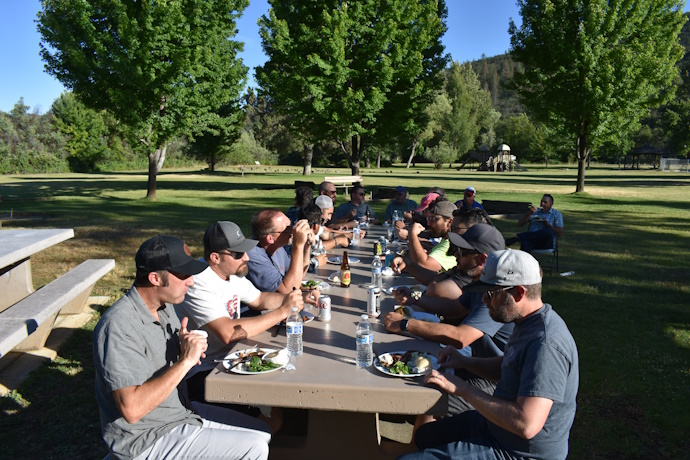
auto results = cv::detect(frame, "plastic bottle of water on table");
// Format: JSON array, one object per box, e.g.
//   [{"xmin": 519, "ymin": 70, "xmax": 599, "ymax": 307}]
[
  {"xmin": 356, "ymin": 314, "xmax": 373, "ymax": 368},
  {"xmin": 370, "ymin": 256, "xmax": 382, "ymax": 288},
  {"xmin": 352, "ymin": 221, "xmax": 361, "ymax": 246},
  {"xmin": 286, "ymin": 307, "xmax": 303, "ymax": 358}
]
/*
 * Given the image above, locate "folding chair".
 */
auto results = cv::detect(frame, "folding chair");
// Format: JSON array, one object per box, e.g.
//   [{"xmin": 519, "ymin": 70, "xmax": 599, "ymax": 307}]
[{"xmin": 531, "ymin": 237, "xmax": 559, "ymax": 275}]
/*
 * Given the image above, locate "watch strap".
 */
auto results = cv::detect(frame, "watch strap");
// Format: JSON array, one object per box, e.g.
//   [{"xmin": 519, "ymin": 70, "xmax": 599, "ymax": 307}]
[{"xmin": 400, "ymin": 318, "xmax": 409, "ymax": 332}]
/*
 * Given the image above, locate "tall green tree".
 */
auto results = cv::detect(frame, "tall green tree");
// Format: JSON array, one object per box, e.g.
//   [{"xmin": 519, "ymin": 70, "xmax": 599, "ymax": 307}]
[
  {"xmin": 509, "ymin": 0, "xmax": 686, "ymax": 192},
  {"xmin": 38, "ymin": 0, "xmax": 249, "ymax": 199},
  {"xmin": 256, "ymin": 0, "xmax": 447, "ymax": 175}
]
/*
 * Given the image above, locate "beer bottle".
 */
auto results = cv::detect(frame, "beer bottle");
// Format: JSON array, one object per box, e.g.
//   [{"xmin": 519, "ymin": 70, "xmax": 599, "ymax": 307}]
[
  {"xmin": 340, "ymin": 251, "xmax": 351, "ymax": 288},
  {"xmin": 365, "ymin": 208, "xmax": 370, "ymax": 224}
]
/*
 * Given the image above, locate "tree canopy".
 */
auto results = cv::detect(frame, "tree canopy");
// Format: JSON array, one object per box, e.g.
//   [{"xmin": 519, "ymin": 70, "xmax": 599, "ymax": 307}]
[
  {"xmin": 256, "ymin": 0, "xmax": 448, "ymax": 175},
  {"xmin": 38, "ymin": 0, "xmax": 249, "ymax": 198},
  {"xmin": 509, "ymin": 0, "xmax": 686, "ymax": 191}
]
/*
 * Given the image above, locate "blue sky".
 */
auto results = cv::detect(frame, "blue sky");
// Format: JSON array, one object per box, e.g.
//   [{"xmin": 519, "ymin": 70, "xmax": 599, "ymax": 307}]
[{"xmin": 1, "ymin": 1, "xmax": 683, "ymax": 114}]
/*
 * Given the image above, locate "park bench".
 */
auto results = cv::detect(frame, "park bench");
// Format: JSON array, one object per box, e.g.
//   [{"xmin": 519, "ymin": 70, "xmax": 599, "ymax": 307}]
[
  {"xmin": 481, "ymin": 199, "xmax": 532, "ymax": 218},
  {"xmin": 0, "ymin": 258, "xmax": 115, "ymax": 359},
  {"xmin": 324, "ymin": 175, "xmax": 363, "ymax": 196}
]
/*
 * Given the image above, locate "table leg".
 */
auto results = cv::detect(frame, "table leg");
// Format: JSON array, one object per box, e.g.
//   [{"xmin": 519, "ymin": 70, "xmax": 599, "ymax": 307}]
[{"xmin": 0, "ymin": 258, "xmax": 33, "ymax": 313}]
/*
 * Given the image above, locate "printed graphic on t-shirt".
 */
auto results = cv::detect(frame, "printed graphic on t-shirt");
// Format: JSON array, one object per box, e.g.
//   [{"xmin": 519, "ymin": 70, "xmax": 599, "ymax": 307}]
[{"xmin": 226, "ymin": 295, "xmax": 240, "ymax": 319}]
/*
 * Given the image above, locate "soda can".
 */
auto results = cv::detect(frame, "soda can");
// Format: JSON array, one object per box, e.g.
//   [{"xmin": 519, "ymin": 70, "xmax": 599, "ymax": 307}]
[
  {"xmin": 373, "ymin": 240, "xmax": 382, "ymax": 256},
  {"xmin": 367, "ymin": 287, "xmax": 381, "ymax": 318},
  {"xmin": 318, "ymin": 295, "xmax": 331, "ymax": 321}
]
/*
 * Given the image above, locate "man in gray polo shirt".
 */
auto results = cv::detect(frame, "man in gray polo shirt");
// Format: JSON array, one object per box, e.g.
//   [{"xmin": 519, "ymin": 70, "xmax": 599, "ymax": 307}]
[{"xmin": 94, "ymin": 235, "xmax": 270, "ymax": 460}]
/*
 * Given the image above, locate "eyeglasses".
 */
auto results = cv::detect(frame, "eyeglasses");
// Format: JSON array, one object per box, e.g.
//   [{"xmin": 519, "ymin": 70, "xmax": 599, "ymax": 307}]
[
  {"xmin": 486, "ymin": 286, "xmax": 514, "ymax": 301},
  {"xmin": 217, "ymin": 250, "xmax": 245, "ymax": 260},
  {"xmin": 427, "ymin": 215, "xmax": 445, "ymax": 222},
  {"xmin": 326, "ymin": 190, "xmax": 337, "ymax": 195},
  {"xmin": 270, "ymin": 225, "xmax": 292, "ymax": 236}
]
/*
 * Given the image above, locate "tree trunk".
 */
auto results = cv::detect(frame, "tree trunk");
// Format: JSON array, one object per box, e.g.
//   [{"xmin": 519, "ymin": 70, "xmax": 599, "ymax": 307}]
[
  {"xmin": 406, "ymin": 138, "xmax": 418, "ymax": 169},
  {"xmin": 303, "ymin": 144, "xmax": 313, "ymax": 175},
  {"xmin": 376, "ymin": 152, "xmax": 381, "ymax": 168},
  {"xmin": 146, "ymin": 144, "xmax": 167, "ymax": 200},
  {"xmin": 576, "ymin": 134, "xmax": 588, "ymax": 193},
  {"xmin": 350, "ymin": 136, "xmax": 361, "ymax": 175}
]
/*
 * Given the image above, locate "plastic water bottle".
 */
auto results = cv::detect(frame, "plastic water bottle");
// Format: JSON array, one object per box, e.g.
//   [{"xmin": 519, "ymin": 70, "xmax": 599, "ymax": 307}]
[
  {"xmin": 356, "ymin": 314, "xmax": 373, "ymax": 368},
  {"xmin": 370, "ymin": 256, "xmax": 382, "ymax": 288},
  {"xmin": 286, "ymin": 307, "xmax": 303, "ymax": 357},
  {"xmin": 352, "ymin": 221, "xmax": 361, "ymax": 246}
]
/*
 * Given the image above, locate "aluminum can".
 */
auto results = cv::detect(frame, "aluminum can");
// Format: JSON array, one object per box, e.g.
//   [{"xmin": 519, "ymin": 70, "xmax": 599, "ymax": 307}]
[
  {"xmin": 318, "ymin": 295, "xmax": 332, "ymax": 321},
  {"xmin": 373, "ymin": 240, "xmax": 382, "ymax": 256},
  {"xmin": 367, "ymin": 287, "xmax": 381, "ymax": 318}
]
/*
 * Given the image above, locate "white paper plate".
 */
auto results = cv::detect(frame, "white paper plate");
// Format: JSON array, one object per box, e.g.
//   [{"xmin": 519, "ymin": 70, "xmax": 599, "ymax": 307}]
[
  {"xmin": 301, "ymin": 311, "xmax": 315, "ymax": 323},
  {"xmin": 223, "ymin": 348, "xmax": 287, "ymax": 374},
  {"xmin": 374, "ymin": 351, "xmax": 439, "ymax": 378},
  {"xmin": 302, "ymin": 280, "xmax": 330, "ymax": 291},
  {"xmin": 328, "ymin": 256, "xmax": 360, "ymax": 264}
]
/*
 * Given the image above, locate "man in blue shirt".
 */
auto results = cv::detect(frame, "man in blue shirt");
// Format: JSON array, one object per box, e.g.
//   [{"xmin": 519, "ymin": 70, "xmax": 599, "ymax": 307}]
[
  {"xmin": 385, "ymin": 185, "xmax": 418, "ymax": 222},
  {"xmin": 454, "ymin": 186, "xmax": 484, "ymax": 210},
  {"xmin": 405, "ymin": 249, "xmax": 579, "ymax": 460},
  {"xmin": 333, "ymin": 185, "xmax": 379, "ymax": 225},
  {"xmin": 505, "ymin": 194, "xmax": 563, "ymax": 252}
]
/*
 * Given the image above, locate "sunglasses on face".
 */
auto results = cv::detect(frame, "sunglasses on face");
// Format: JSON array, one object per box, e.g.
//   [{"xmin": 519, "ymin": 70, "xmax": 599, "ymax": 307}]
[
  {"xmin": 217, "ymin": 250, "xmax": 245, "ymax": 260},
  {"xmin": 427, "ymin": 215, "xmax": 445, "ymax": 222},
  {"xmin": 486, "ymin": 286, "xmax": 514, "ymax": 301}
]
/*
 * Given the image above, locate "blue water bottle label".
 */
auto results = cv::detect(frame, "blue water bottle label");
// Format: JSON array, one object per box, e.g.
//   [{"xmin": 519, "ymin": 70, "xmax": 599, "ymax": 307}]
[
  {"xmin": 287, "ymin": 324, "xmax": 303, "ymax": 334},
  {"xmin": 356, "ymin": 333, "xmax": 373, "ymax": 344}
]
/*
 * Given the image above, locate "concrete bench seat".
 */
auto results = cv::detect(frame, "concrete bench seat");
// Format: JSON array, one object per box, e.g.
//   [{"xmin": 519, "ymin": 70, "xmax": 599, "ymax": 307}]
[
  {"xmin": 325, "ymin": 175, "xmax": 363, "ymax": 195},
  {"xmin": 0, "ymin": 258, "xmax": 115, "ymax": 359}
]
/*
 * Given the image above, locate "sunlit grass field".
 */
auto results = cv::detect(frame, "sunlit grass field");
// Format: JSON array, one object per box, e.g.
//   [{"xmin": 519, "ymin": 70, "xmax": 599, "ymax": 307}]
[{"xmin": 0, "ymin": 163, "xmax": 688, "ymax": 458}]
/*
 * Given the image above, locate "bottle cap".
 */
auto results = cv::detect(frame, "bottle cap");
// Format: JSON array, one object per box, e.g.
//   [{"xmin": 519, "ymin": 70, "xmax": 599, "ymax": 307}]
[
  {"xmin": 292, "ymin": 307, "xmax": 298, "ymax": 312},
  {"xmin": 361, "ymin": 314, "xmax": 368, "ymax": 320}
]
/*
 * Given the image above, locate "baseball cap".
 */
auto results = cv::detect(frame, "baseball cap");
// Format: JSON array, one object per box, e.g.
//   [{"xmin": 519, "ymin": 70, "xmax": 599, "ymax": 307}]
[
  {"xmin": 415, "ymin": 193, "xmax": 440, "ymax": 212},
  {"xmin": 464, "ymin": 186, "xmax": 476, "ymax": 196},
  {"xmin": 464, "ymin": 249, "xmax": 542, "ymax": 292},
  {"xmin": 135, "ymin": 235, "xmax": 208, "ymax": 275},
  {"xmin": 315, "ymin": 195, "xmax": 333, "ymax": 209},
  {"xmin": 204, "ymin": 221, "xmax": 258, "ymax": 254},
  {"xmin": 430, "ymin": 200, "xmax": 456, "ymax": 218},
  {"xmin": 395, "ymin": 185, "xmax": 407, "ymax": 193},
  {"xmin": 448, "ymin": 223, "xmax": 504, "ymax": 255}
]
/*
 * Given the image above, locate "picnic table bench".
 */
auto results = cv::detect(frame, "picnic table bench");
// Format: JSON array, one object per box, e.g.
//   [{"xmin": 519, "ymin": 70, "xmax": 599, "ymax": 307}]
[
  {"xmin": 324, "ymin": 175, "xmax": 363, "ymax": 196},
  {"xmin": 0, "ymin": 229, "xmax": 114, "ymax": 392}
]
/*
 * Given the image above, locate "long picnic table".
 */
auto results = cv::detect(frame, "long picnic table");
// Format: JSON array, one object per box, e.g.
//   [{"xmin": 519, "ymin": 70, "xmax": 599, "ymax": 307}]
[{"xmin": 205, "ymin": 225, "xmax": 446, "ymax": 459}]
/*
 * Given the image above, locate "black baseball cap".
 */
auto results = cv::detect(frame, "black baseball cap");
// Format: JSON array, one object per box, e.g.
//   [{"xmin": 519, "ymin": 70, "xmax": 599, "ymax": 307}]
[
  {"xmin": 204, "ymin": 221, "xmax": 258, "ymax": 254},
  {"xmin": 135, "ymin": 235, "xmax": 207, "ymax": 275},
  {"xmin": 448, "ymin": 223, "xmax": 504, "ymax": 255}
]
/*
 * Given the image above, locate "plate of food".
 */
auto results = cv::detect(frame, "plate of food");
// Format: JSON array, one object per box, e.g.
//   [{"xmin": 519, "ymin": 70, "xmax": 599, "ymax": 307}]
[
  {"xmin": 374, "ymin": 350, "xmax": 439, "ymax": 377},
  {"xmin": 328, "ymin": 256, "xmax": 360, "ymax": 264},
  {"xmin": 301, "ymin": 280, "xmax": 330, "ymax": 291},
  {"xmin": 223, "ymin": 348, "xmax": 288, "ymax": 374},
  {"xmin": 301, "ymin": 311, "xmax": 315, "ymax": 323},
  {"xmin": 328, "ymin": 272, "xmax": 340, "ymax": 283}
]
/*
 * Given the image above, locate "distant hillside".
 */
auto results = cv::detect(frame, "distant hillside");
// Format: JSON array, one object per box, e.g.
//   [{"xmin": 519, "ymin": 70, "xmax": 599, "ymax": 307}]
[{"xmin": 469, "ymin": 53, "xmax": 523, "ymax": 118}]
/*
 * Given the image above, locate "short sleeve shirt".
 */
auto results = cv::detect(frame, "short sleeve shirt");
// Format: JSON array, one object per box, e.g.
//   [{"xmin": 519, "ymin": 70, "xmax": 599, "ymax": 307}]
[
  {"xmin": 93, "ymin": 287, "xmax": 201, "ymax": 460},
  {"xmin": 174, "ymin": 265, "xmax": 261, "ymax": 376},
  {"xmin": 334, "ymin": 201, "xmax": 377, "ymax": 222},
  {"xmin": 428, "ymin": 238, "xmax": 458, "ymax": 272},
  {"xmin": 459, "ymin": 292, "xmax": 514, "ymax": 357},
  {"xmin": 385, "ymin": 199, "xmax": 418, "ymax": 222},
  {"xmin": 246, "ymin": 245, "xmax": 291, "ymax": 292},
  {"xmin": 488, "ymin": 304, "xmax": 579, "ymax": 460}
]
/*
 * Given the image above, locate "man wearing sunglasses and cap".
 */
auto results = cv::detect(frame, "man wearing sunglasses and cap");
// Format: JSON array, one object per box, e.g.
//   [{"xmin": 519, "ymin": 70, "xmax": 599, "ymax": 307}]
[
  {"xmin": 404, "ymin": 249, "xmax": 578, "ymax": 460},
  {"xmin": 94, "ymin": 235, "xmax": 270, "ymax": 460},
  {"xmin": 385, "ymin": 224, "xmax": 513, "ymax": 426},
  {"xmin": 175, "ymin": 221, "xmax": 305, "ymax": 430}
]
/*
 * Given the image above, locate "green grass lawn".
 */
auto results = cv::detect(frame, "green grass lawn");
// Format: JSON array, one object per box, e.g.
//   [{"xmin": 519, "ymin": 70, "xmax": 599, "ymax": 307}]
[{"xmin": 0, "ymin": 163, "xmax": 689, "ymax": 459}]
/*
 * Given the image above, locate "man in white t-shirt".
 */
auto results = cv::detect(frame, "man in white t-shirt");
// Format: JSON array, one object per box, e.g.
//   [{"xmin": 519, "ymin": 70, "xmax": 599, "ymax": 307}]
[{"xmin": 175, "ymin": 221, "xmax": 304, "ymax": 430}]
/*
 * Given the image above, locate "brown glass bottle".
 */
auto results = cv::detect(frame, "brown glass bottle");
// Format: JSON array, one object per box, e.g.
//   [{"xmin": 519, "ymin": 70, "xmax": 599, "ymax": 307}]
[{"xmin": 340, "ymin": 251, "xmax": 351, "ymax": 288}]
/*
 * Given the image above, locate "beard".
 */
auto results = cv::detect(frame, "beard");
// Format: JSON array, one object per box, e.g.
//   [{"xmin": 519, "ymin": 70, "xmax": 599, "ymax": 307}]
[
  {"xmin": 235, "ymin": 264, "xmax": 249, "ymax": 278},
  {"xmin": 488, "ymin": 295, "xmax": 521, "ymax": 323}
]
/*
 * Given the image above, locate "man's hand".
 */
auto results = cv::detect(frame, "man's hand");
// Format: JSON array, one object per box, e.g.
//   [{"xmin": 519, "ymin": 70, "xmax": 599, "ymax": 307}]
[
  {"xmin": 391, "ymin": 256, "xmax": 406, "ymax": 274},
  {"xmin": 280, "ymin": 288, "xmax": 304, "ymax": 314},
  {"xmin": 394, "ymin": 219, "xmax": 406, "ymax": 230},
  {"xmin": 302, "ymin": 288, "xmax": 320, "ymax": 306},
  {"xmin": 384, "ymin": 311, "xmax": 405, "ymax": 333},
  {"xmin": 403, "ymin": 211, "xmax": 413, "ymax": 222},
  {"xmin": 393, "ymin": 286, "xmax": 414, "ymax": 305},
  {"xmin": 178, "ymin": 317, "xmax": 208, "ymax": 366},
  {"xmin": 315, "ymin": 253, "xmax": 328, "ymax": 267},
  {"xmin": 397, "ymin": 228, "xmax": 408, "ymax": 240},
  {"xmin": 410, "ymin": 222, "xmax": 425, "ymax": 237},
  {"xmin": 424, "ymin": 369, "xmax": 465, "ymax": 396},
  {"xmin": 437, "ymin": 346, "xmax": 467, "ymax": 370},
  {"xmin": 528, "ymin": 205, "xmax": 538, "ymax": 214},
  {"xmin": 292, "ymin": 219, "xmax": 312, "ymax": 248}
]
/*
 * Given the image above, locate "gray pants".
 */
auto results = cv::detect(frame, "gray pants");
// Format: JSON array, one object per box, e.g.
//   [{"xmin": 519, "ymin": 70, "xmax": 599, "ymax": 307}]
[{"xmin": 133, "ymin": 401, "xmax": 271, "ymax": 460}]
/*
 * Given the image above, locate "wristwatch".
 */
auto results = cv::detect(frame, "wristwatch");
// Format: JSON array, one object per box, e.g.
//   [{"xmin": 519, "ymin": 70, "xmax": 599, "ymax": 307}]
[{"xmin": 399, "ymin": 318, "xmax": 409, "ymax": 332}]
